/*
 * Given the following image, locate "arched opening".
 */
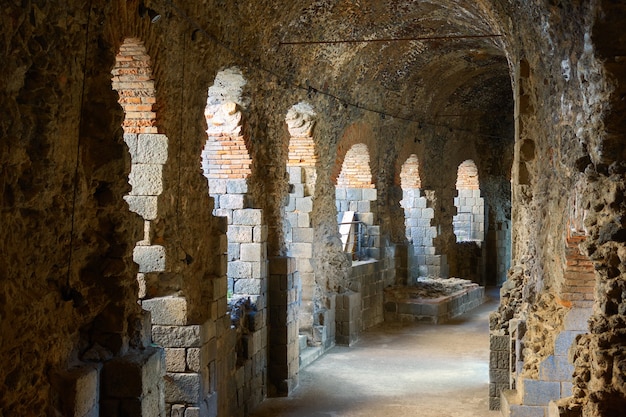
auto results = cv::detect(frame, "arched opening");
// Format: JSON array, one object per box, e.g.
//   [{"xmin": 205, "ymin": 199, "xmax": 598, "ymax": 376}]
[
  {"xmin": 399, "ymin": 154, "xmax": 439, "ymax": 280},
  {"xmin": 335, "ymin": 143, "xmax": 378, "ymax": 261},
  {"xmin": 453, "ymin": 160, "xmax": 484, "ymax": 242}
]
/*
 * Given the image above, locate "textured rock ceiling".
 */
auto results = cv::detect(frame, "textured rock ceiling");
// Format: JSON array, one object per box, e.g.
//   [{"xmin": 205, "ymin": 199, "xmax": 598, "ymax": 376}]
[{"xmin": 196, "ymin": 0, "xmax": 513, "ymax": 129}]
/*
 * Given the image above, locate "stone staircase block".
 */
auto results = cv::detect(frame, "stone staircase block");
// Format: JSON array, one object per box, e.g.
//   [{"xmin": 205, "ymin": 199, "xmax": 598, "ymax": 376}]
[{"xmin": 521, "ymin": 379, "xmax": 561, "ymax": 406}]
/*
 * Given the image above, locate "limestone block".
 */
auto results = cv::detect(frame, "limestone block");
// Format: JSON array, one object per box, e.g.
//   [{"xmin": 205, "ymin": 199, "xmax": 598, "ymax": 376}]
[
  {"xmin": 296, "ymin": 197, "xmax": 313, "ymax": 212},
  {"xmin": 288, "ymin": 166, "xmax": 303, "ymax": 184},
  {"xmin": 290, "ymin": 243, "xmax": 312, "ymax": 258},
  {"xmin": 348, "ymin": 200, "xmax": 358, "ymax": 212},
  {"xmin": 165, "ymin": 348, "xmax": 187, "ymax": 372},
  {"xmin": 233, "ymin": 209, "xmax": 262, "ymax": 225},
  {"xmin": 53, "ymin": 363, "xmax": 101, "ymax": 417},
  {"xmin": 234, "ymin": 278, "xmax": 263, "ymax": 294},
  {"xmin": 208, "ymin": 179, "xmax": 227, "ymax": 194},
  {"xmin": 241, "ymin": 243, "xmax": 264, "ymax": 262},
  {"xmin": 357, "ymin": 200, "xmax": 371, "ymax": 212},
  {"xmin": 292, "ymin": 227, "xmax": 314, "ymax": 243},
  {"xmin": 415, "ymin": 197, "xmax": 427, "ymax": 208},
  {"xmin": 292, "ymin": 183, "xmax": 305, "ymax": 198},
  {"xmin": 228, "ymin": 261, "xmax": 252, "ymax": 278},
  {"xmin": 219, "ymin": 194, "xmax": 246, "ymax": 209},
  {"xmin": 152, "ymin": 325, "xmax": 202, "ymax": 348},
  {"xmin": 142, "ymin": 296, "xmax": 188, "ymax": 326},
  {"xmin": 346, "ymin": 188, "xmax": 362, "ymax": 201},
  {"xmin": 362, "ymin": 188, "xmax": 377, "ymax": 201},
  {"xmin": 226, "ymin": 179, "xmax": 248, "ymax": 194},
  {"xmin": 285, "ymin": 194, "xmax": 296, "ymax": 212},
  {"xmin": 539, "ymin": 355, "xmax": 574, "ymax": 381},
  {"xmin": 137, "ymin": 134, "xmax": 168, "ymax": 164},
  {"xmin": 128, "ymin": 164, "xmax": 163, "ymax": 196},
  {"xmin": 186, "ymin": 348, "xmax": 201, "ymax": 373},
  {"xmin": 522, "ymin": 379, "xmax": 561, "ymax": 406},
  {"xmin": 124, "ymin": 195, "xmax": 158, "ymax": 220},
  {"xmin": 213, "ymin": 208, "xmax": 232, "ymax": 224},
  {"xmin": 227, "ymin": 243, "xmax": 240, "ymax": 261},
  {"xmin": 165, "ymin": 373, "xmax": 201, "ymax": 404},
  {"xmin": 185, "ymin": 407, "xmax": 200, "ymax": 417},
  {"xmin": 335, "ymin": 188, "xmax": 347, "ymax": 200},
  {"xmin": 171, "ymin": 404, "xmax": 185, "ymax": 417},
  {"xmin": 133, "ymin": 245, "xmax": 166, "ymax": 273},
  {"xmin": 227, "ymin": 225, "xmax": 253, "ymax": 243},
  {"xmin": 124, "ymin": 133, "xmax": 138, "ymax": 158},
  {"xmin": 251, "ymin": 260, "xmax": 268, "ymax": 279},
  {"xmin": 253, "ymin": 225, "xmax": 268, "ymax": 242},
  {"xmin": 298, "ymin": 213, "xmax": 310, "ymax": 228}
]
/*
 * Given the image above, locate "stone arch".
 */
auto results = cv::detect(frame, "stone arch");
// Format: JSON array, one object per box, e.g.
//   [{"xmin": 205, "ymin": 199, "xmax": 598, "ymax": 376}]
[
  {"xmin": 332, "ymin": 121, "xmax": 378, "ymax": 186},
  {"xmin": 453, "ymin": 160, "xmax": 484, "ymax": 242}
]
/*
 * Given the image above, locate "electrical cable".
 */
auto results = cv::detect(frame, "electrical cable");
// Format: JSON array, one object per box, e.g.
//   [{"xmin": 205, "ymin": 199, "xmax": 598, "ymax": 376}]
[{"xmin": 164, "ymin": 0, "xmax": 512, "ymax": 141}]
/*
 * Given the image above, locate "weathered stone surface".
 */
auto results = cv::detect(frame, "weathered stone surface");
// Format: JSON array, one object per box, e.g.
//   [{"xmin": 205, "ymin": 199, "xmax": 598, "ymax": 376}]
[{"xmin": 142, "ymin": 296, "xmax": 188, "ymax": 326}]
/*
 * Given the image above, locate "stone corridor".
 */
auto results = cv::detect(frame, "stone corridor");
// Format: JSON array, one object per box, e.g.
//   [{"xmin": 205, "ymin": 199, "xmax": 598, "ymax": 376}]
[
  {"xmin": 2, "ymin": 2, "xmax": 626, "ymax": 417},
  {"xmin": 250, "ymin": 289, "xmax": 500, "ymax": 417}
]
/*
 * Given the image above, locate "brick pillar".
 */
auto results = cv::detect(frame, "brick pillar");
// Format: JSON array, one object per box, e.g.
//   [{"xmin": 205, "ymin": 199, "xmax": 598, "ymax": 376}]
[{"xmin": 268, "ymin": 257, "xmax": 299, "ymax": 396}]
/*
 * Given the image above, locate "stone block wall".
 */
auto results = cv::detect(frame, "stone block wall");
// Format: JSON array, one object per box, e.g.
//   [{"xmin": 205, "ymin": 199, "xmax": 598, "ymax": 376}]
[
  {"xmin": 453, "ymin": 188, "xmax": 485, "ymax": 241},
  {"xmin": 336, "ymin": 187, "xmax": 380, "ymax": 259},
  {"xmin": 486, "ymin": 221, "xmax": 511, "ymax": 286},
  {"xmin": 268, "ymin": 257, "xmax": 299, "ymax": 396},
  {"xmin": 337, "ymin": 256, "xmax": 394, "ymax": 345},
  {"xmin": 400, "ymin": 188, "xmax": 448, "ymax": 279},
  {"xmin": 285, "ymin": 166, "xmax": 315, "ymax": 339}
]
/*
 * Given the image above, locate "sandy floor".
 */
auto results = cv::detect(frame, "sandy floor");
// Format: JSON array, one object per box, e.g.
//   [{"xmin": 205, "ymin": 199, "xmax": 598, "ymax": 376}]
[{"xmin": 250, "ymin": 288, "xmax": 501, "ymax": 417}]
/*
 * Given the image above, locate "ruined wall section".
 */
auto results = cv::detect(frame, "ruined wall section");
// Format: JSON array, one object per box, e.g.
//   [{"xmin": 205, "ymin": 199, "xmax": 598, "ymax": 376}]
[{"xmin": 491, "ymin": 1, "xmax": 625, "ymax": 414}]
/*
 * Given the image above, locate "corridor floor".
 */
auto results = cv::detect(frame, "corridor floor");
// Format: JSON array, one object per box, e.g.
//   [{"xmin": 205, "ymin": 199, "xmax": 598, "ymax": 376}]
[{"xmin": 251, "ymin": 289, "xmax": 501, "ymax": 417}]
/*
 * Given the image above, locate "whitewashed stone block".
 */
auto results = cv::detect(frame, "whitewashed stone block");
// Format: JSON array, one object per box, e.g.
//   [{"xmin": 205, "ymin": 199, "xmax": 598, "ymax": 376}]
[
  {"xmin": 227, "ymin": 226, "xmax": 253, "ymax": 243},
  {"xmin": 296, "ymin": 197, "xmax": 313, "ymax": 212},
  {"xmin": 362, "ymin": 188, "xmax": 377, "ymax": 201},
  {"xmin": 124, "ymin": 195, "xmax": 158, "ymax": 220},
  {"xmin": 219, "ymin": 194, "xmax": 245, "ymax": 209},
  {"xmin": 226, "ymin": 179, "xmax": 248, "ymax": 194},
  {"xmin": 137, "ymin": 134, "xmax": 168, "ymax": 164},
  {"xmin": 233, "ymin": 209, "xmax": 262, "ymax": 225},
  {"xmin": 128, "ymin": 164, "xmax": 163, "ymax": 196},
  {"xmin": 124, "ymin": 133, "xmax": 138, "ymax": 159},
  {"xmin": 240, "ymin": 243, "xmax": 264, "ymax": 261},
  {"xmin": 133, "ymin": 245, "xmax": 166, "ymax": 273}
]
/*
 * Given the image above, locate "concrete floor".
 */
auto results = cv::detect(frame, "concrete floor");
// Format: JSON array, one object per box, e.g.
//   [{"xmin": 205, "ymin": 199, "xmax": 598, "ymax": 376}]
[{"xmin": 251, "ymin": 289, "xmax": 501, "ymax": 417}]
